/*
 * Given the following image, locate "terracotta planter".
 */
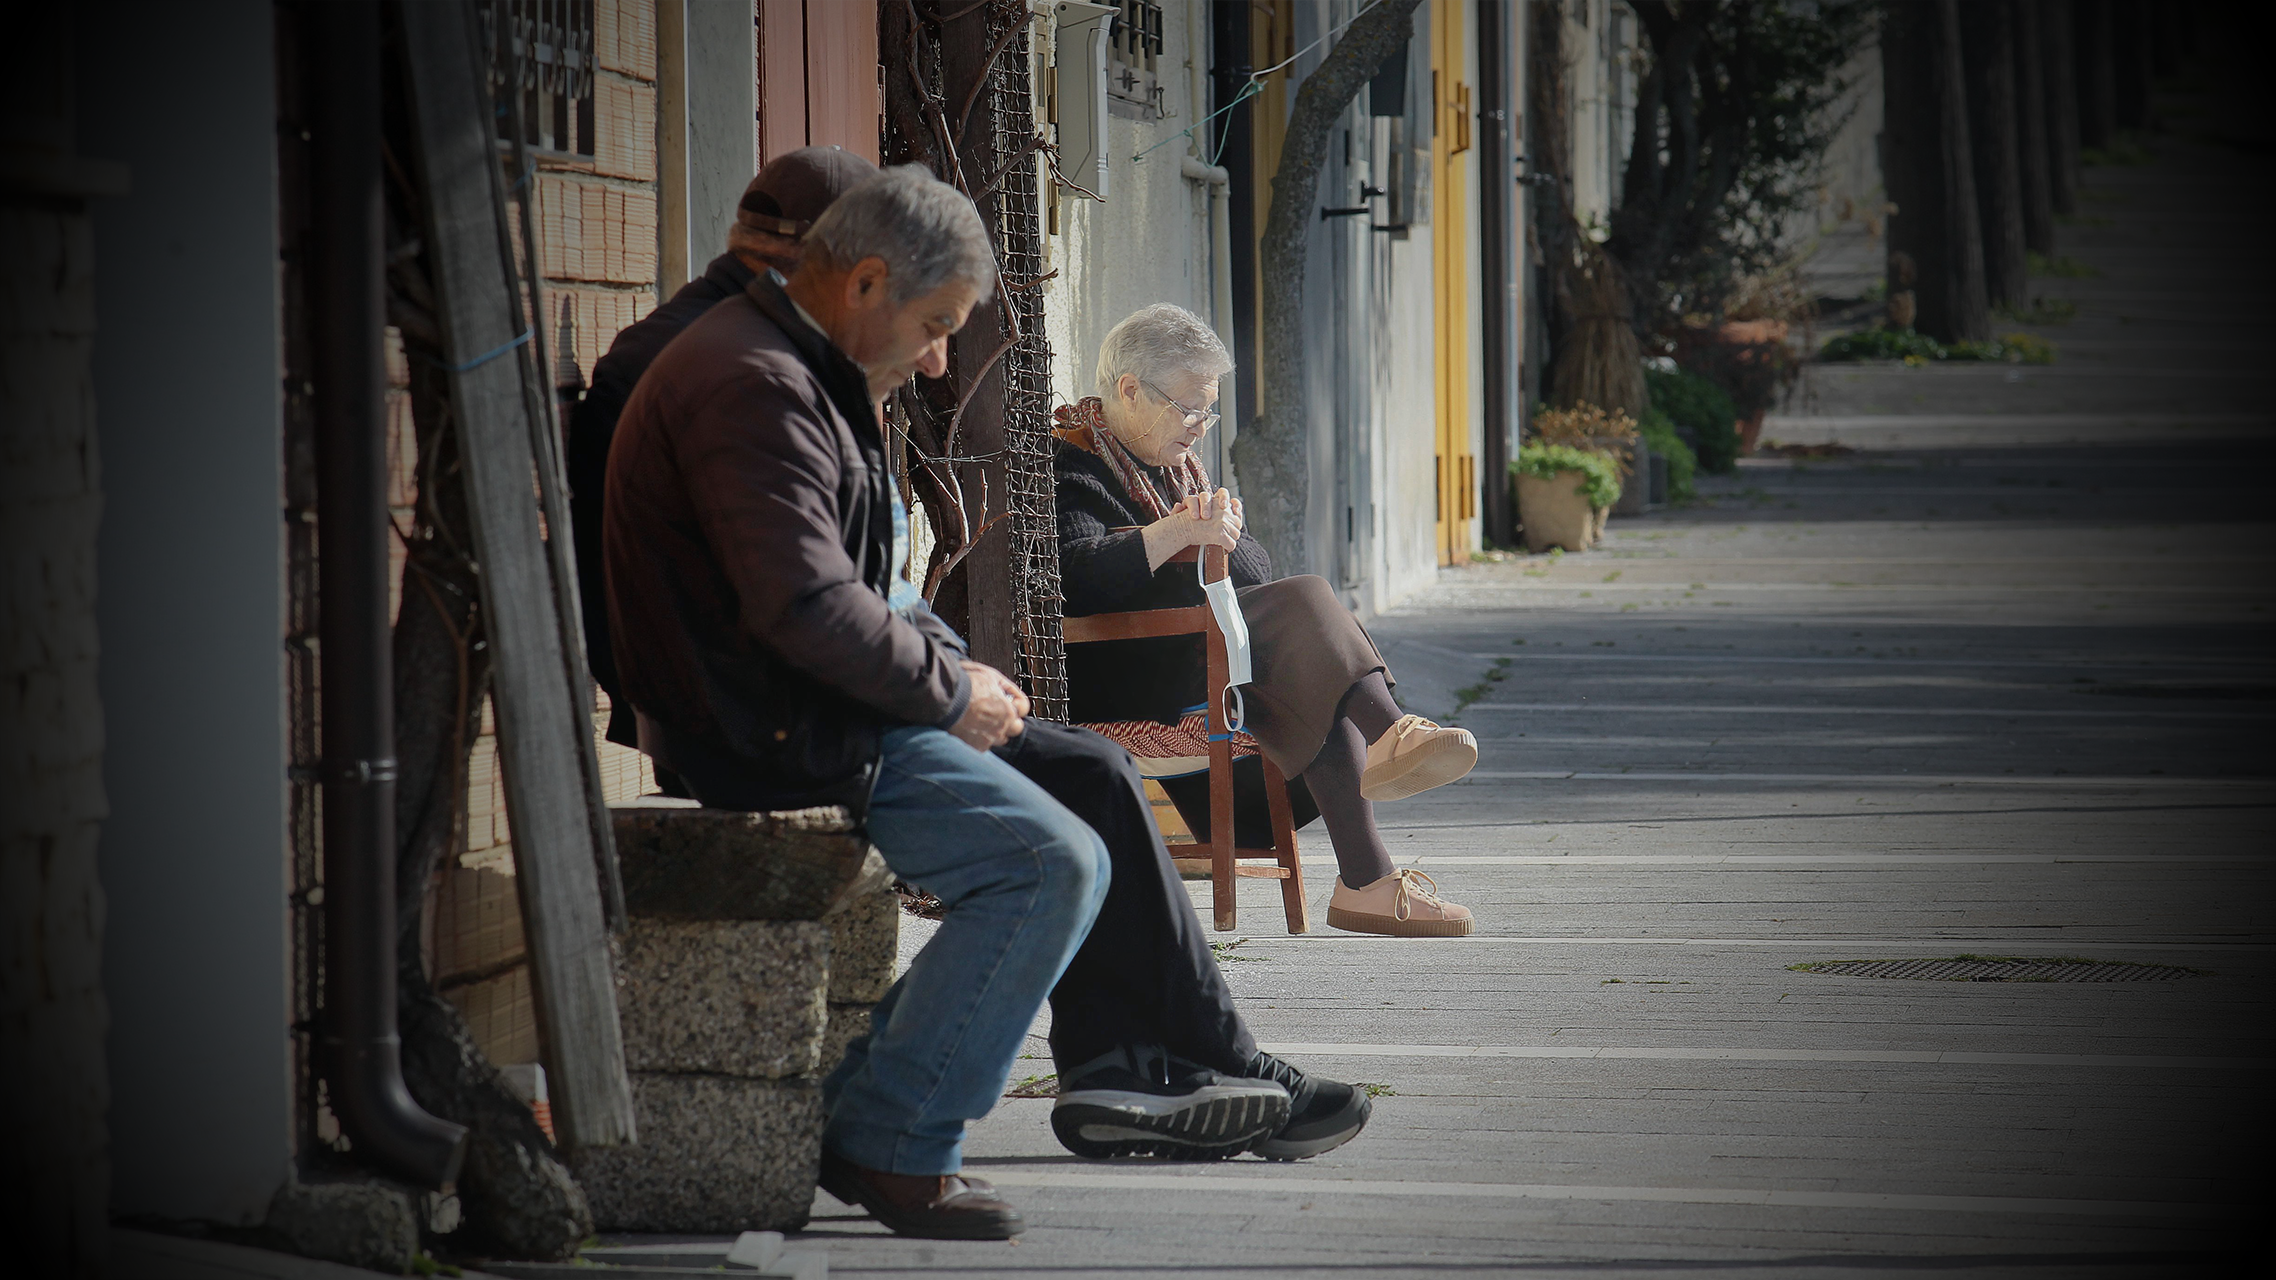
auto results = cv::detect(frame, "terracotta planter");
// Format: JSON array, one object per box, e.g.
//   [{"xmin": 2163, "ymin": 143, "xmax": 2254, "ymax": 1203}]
[
  {"xmin": 1516, "ymin": 470, "xmax": 1598, "ymax": 553},
  {"xmin": 1737, "ymin": 409, "xmax": 1766, "ymax": 456}
]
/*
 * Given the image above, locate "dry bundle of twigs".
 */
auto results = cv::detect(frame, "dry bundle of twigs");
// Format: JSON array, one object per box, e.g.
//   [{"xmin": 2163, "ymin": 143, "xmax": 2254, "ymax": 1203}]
[
  {"xmin": 1549, "ymin": 241, "xmax": 1648, "ymax": 419},
  {"xmin": 1530, "ymin": 402, "xmax": 1640, "ymax": 477}
]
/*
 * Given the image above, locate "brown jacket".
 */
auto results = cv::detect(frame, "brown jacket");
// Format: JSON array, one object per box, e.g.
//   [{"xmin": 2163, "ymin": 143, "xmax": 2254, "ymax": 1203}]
[{"xmin": 604, "ymin": 273, "xmax": 969, "ymax": 810}]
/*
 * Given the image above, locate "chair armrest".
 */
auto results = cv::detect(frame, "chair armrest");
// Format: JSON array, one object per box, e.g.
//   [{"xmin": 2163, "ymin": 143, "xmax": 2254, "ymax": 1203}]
[
  {"xmin": 1062, "ymin": 605, "xmax": 1212, "ymax": 643},
  {"xmin": 1154, "ymin": 544, "xmax": 1227, "ymax": 579}
]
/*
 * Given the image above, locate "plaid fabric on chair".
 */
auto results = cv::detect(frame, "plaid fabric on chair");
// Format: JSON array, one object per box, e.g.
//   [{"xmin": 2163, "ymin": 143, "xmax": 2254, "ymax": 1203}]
[{"xmin": 1078, "ymin": 708, "xmax": 1259, "ymax": 780}]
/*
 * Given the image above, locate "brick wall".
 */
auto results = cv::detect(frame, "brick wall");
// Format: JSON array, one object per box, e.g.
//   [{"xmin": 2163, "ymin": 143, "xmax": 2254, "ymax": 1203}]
[{"xmin": 549, "ymin": 0, "xmax": 659, "ymax": 391}]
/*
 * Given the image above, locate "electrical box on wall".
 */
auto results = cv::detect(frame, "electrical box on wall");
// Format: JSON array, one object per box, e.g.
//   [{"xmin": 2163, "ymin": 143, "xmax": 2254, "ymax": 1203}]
[
  {"xmin": 1105, "ymin": 0, "xmax": 1165, "ymax": 119},
  {"xmin": 1053, "ymin": 0, "xmax": 1115, "ymax": 199}
]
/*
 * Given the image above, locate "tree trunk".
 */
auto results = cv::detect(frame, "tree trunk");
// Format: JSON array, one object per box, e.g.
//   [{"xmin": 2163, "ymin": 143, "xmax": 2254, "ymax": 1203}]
[
  {"xmin": 2042, "ymin": 0, "xmax": 2081, "ymax": 214},
  {"xmin": 2148, "ymin": 1, "xmax": 2187, "ymax": 79},
  {"xmin": 2011, "ymin": 0, "xmax": 2057, "ymax": 255},
  {"xmin": 1960, "ymin": 0, "xmax": 2029, "ymax": 308},
  {"xmin": 2112, "ymin": 0, "xmax": 2152, "ymax": 131},
  {"xmin": 2074, "ymin": 0, "xmax": 2116, "ymax": 151},
  {"xmin": 1883, "ymin": 0, "xmax": 1990, "ymax": 343},
  {"xmin": 1237, "ymin": 0, "xmax": 1425, "ymax": 572},
  {"xmin": 1527, "ymin": 0, "xmax": 1576, "ymax": 394}
]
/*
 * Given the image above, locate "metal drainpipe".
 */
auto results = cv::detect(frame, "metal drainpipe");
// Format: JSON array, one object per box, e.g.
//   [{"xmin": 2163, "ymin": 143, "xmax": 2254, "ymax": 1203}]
[
  {"xmin": 1181, "ymin": 155, "xmax": 1235, "ymax": 479},
  {"xmin": 1475, "ymin": 0, "xmax": 1516, "ymax": 547},
  {"xmin": 310, "ymin": 0, "xmax": 470, "ymax": 1189}
]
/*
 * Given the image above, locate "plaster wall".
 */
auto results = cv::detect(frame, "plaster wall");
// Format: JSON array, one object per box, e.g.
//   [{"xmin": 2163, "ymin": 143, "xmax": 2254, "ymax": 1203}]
[
  {"xmin": 1786, "ymin": 40, "xmax": 1888, "ymax": 299},
  {"xmin": 658, "ymin": 0, "xmax": 758, "ymax": 294},
  {"xmin": 1040, "ymin": 1, "xmax": 1446, "ymax": 619},
  {"xmin": 79, "ymin": 1, "xmax": 293, "ymax": 1225},
  {"xmin": 1368, "ymin": 225, "xmax": 1441, "ymax": 615},
  {"xmin": 1564, "ymin": 0, "xmax": 1638, "ymax": 230},
  {"xmin": 1286, "ymin": 1, "xmax": 1446, "ymax": 615},
  {"xmin": 1360, "ymin": 9, "xmax": 1442, "ymax": 616},
  {"xmin": 1817, "ymin": 42, "xmax": 1887, "ymax": 227},
  {"xmin": 1041, "ymin": 7, "xmax": 1216, "ymax": 443}
]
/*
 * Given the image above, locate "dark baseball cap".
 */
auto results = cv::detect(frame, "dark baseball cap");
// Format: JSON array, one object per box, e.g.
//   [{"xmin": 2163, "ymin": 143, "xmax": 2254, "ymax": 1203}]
[{"xmin": 737, "ymin": 146, "xmax": 879, "ymax": 236}]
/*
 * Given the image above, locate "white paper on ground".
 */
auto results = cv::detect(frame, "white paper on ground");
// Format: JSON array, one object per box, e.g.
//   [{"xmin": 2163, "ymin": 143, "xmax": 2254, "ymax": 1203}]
[{"xmin": 726, "ymin": 1230, "xmax": 783, "ymax": 1268}]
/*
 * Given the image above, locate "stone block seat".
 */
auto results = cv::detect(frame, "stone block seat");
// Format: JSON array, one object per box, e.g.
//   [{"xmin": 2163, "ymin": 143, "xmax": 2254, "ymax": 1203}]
[{"xmin": 570, "ymin": 798, "xmax": 898, "ymax": 1233}]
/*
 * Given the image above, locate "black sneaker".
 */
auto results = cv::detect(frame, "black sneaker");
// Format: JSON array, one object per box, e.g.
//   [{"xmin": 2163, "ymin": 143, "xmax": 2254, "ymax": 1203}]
[
  {"xmin": 1050, "ymin": 1045, "xmax": 1291, "ymax": 1161},
  {"xmin": 1241, "ymin": 1050, "xmax": 1371, "ymax": 1161}
]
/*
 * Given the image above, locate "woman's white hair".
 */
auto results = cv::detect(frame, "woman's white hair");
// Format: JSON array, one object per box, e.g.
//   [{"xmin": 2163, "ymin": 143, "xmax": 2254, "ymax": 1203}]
[
  {"xmin": 803, "ymin": 165, "xmax": 997, "ymax": 302},
  {"xmin": 1095, "ymin": 304, "xmax": 1232, "ymax": 400}
]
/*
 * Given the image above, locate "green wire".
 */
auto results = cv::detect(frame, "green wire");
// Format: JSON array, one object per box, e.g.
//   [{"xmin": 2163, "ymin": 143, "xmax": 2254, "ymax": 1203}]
[{"xmin": 1131, "ymin": 78, "xmax": 1262, "ymax": 167}]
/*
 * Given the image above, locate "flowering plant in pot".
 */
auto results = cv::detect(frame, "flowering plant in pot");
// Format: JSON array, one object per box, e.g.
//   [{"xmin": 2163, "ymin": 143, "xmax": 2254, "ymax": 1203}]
[
  {"xmin": 1515, "ymin": 404, "xmax": 1634, "ymax": 551},
  {"xmin": 1671, "ymin": 322, "xmax": 1793, "ymax": 457},
  {"xmin": 1512, "ymin": 442, "xmax": 1622, "ymax": 553}
]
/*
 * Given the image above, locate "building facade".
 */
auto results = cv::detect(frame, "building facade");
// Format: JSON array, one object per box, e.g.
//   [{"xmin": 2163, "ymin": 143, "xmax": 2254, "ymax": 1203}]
[{"xmin": 25, "ymin": 0, "xmax": 1654, "ymax": 1265}]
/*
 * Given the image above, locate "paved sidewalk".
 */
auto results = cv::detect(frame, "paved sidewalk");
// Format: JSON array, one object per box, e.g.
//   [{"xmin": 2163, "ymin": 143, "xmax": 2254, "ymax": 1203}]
[
  {"xmin": 632, "ymin": 100, "xmax": 2271, "ymax": 1280},
  {"xmin": 828, "ymin": 436, "xmax": 2269, "ymax": 1278}
]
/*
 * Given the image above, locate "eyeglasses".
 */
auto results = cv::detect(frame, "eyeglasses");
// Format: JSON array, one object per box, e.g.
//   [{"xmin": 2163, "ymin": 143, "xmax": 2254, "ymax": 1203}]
[{"xmin": 1140, "ymin": 379, "xmax": 1221, "ymax": 432}]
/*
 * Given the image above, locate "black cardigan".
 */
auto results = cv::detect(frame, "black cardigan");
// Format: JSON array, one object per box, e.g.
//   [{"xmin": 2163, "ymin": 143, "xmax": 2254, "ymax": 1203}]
[{"xmin": 1054, "ymin": 440, "xmax": 1273, "ymax": 724}]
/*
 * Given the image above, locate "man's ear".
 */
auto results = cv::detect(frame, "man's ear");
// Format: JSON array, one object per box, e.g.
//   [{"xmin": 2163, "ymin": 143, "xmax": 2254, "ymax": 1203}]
[{"xmin": 845, "ymin": 256, "xmax": 892, "ymax": 311}]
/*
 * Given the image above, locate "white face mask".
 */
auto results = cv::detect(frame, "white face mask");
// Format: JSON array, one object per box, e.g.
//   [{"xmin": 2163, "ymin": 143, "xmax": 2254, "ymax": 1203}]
[{"xmin": 1200, "ymin": 557, "xmax": 1254, "ymax": 731}]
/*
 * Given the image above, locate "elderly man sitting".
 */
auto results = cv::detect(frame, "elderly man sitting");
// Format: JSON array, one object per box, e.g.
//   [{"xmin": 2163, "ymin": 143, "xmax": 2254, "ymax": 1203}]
[
  {"xmin": 604, "ymin": 167, "xmax": 1368, "ymax": 1241},
  {"xmin": 606, "ymin": 166, "xmax": 1109, "ymax": 1239}
]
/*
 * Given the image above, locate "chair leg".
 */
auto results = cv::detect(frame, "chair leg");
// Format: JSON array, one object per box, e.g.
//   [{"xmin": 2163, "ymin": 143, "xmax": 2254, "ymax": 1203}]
[
  {"xmin": 1208, "ymin": 740, "xmax": 1237, "ymax": 932},
  {"xmin": 1261, "ymin": 757, "xmax": 1308, "ymax": 934}
]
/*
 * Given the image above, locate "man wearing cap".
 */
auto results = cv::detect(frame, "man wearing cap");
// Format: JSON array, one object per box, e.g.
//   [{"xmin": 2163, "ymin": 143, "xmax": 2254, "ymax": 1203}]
[
  {"xmin": 570, "ymin": 145, "xmax": 876, "ymax": 759},
  {"xmin": 592, "ymin": 155, "xmax": 1371, "ymax": 1237}
]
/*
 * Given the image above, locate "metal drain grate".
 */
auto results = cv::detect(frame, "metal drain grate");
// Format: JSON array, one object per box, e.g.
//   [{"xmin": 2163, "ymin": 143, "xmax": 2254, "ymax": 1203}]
[{"xmin": 1792, "ymin": 958, "xmax": 2205, "ymax": 983}]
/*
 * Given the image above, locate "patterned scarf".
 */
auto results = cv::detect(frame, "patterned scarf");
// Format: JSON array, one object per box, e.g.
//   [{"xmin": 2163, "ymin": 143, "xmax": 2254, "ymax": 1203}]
[{"xmin": 1052, "ymin": 396, "xmax": 1212, "ymax": 521}]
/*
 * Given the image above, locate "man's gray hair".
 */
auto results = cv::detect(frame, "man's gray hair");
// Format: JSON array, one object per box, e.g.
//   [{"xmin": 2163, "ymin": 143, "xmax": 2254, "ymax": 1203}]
[
  {"xmin": 802, "ymin": 165, "xmax": 996, "ymax": 302},
  {"xmin": 1095, "ymin": 303, "xmax": 1232, "ymax": 398}
]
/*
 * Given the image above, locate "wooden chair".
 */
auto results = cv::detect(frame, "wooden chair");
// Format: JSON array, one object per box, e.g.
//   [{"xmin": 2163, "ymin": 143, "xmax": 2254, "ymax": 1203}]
[{"xmin": 1059, "ymin": 545, "xmax": 1309, "ymax": 933}]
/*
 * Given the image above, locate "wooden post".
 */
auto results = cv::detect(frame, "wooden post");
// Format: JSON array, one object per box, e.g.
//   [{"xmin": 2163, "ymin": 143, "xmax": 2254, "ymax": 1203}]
[
  {"xmin": 1203, "ymin": 547, "xmax": 1237, "ymax": 932},
  {"xmin": 938, "ymin": 2, "xmax": 1016, "ymax": 676},
  {"xmin": 398, "ymin": 0, "xmax": 637, "ymax": 1150}
]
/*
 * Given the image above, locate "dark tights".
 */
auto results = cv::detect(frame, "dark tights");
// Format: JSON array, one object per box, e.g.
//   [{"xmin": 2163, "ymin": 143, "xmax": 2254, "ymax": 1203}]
[{"xmin": 1297, "ymin": 672, "xmax": 1402, "ymax": 888}]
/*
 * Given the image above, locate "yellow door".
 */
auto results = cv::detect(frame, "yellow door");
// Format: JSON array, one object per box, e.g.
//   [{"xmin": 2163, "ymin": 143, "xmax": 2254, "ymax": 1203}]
[{"xmin": 1430, "ymin": 0, "xmax": 1473, "ymax": 565}]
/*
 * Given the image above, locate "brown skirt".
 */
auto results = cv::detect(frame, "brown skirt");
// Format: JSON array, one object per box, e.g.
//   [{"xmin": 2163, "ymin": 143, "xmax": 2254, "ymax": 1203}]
[{"xmin": 1230, "ymin": 575, "xmax": 1393, "ymax": 776}]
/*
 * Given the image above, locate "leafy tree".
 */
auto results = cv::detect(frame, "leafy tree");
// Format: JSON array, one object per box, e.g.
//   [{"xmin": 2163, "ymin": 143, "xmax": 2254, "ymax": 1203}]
[{"xmin": 1602, "ymin": 0, "xmax": 1876, "ymax": 332}]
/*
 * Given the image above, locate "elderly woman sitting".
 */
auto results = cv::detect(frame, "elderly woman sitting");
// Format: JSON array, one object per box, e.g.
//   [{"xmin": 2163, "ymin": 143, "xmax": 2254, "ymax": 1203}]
[{"xmin": 1053, "ymin": 304, "xmax": 1478, "ymax": 936}]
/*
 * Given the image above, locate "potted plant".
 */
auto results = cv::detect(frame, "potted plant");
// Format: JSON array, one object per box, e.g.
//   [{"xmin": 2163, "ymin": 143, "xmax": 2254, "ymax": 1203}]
[
  {"xmin": 1634, "ymin": 406, "xmax": 1699, "ymax": 502},
  {"xmin": 1512, "ymin": 442, "xmax": 1621, "ymax": 553}
]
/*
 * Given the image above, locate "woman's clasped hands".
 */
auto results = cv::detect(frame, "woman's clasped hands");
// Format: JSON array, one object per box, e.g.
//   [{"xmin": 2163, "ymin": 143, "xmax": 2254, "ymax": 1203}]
[{"xmin": 1142, "ymin": 487, "xmax": 1243, "ymax": 571}]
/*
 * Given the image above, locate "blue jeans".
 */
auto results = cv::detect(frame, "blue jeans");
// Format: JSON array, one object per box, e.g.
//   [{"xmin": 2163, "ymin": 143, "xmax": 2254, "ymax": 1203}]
[{"xmin": 822, "ymin": 725, "xmax": 1110, "ymax": 1174}]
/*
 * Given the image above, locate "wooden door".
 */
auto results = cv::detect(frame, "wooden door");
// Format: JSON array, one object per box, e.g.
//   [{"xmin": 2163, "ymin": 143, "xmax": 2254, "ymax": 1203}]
[
  {"xmin": 1430, "ymin": 0, "xmax": 1473, "ymax": 565},
  {"xmin": 758, "ymin": 0, "xmax": 880, "ymax": 164}
]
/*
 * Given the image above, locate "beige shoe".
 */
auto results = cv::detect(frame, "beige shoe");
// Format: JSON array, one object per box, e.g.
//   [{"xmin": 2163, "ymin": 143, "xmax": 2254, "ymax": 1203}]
[
  {"xmin": 1325, "ymin": 869, "xmax": 1475, "ymax": 937},
  {"xmin": 1360, "ymin": 714, "xmax": 1478, "ymax": 802}
]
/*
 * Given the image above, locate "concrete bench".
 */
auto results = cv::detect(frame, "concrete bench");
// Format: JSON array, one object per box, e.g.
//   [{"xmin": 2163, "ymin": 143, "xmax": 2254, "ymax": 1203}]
[{"xmin": 570, "ymin": 799, "xmax": 898, "ymax": 1233}]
